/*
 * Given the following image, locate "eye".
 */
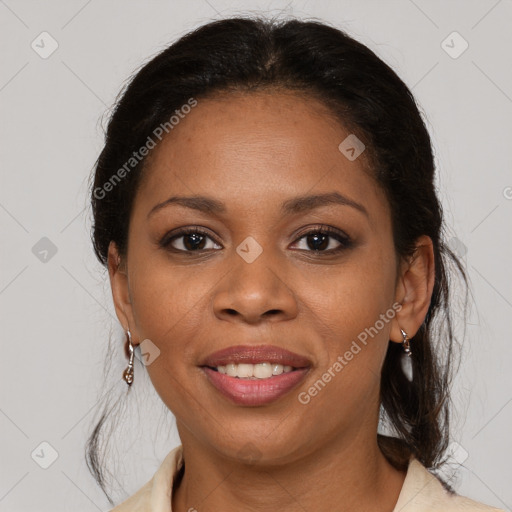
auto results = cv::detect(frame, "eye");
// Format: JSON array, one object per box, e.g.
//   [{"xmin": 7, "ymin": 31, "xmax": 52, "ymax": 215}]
[
  {"xmin": 159, "ymin": 227, "xmax": 222, "ymax": 253},
  {"xmin": 159, "ymin": 225, "xmax": 352, "ymax": 255},
  {"xmin": 291, "ymin": 226, "xmax": 352, "ymax": 254}
]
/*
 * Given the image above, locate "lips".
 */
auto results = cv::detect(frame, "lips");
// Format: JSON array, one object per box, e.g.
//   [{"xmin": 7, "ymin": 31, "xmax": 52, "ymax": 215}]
[
  {"xmin": 199, "ymin": 345, "xmax": 312, "ymax": 406},
  {"xmin": 201, "ymin": 366, "xmax": 310, "ymax": 406},
  {"xmin": 200, "ymin": 344, "xmax": 312, "ymax": 368}
]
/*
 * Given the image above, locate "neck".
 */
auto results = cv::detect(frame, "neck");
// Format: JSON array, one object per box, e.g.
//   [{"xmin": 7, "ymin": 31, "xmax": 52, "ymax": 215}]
[{"xmin": 172, "ymin": 424, "xmax": 406, "ymax": 512}]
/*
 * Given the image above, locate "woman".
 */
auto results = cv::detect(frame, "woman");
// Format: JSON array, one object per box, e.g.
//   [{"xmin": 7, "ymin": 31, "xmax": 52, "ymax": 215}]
[{"xmin": 87, "ymin": 16, "xmax": 504, "ymax": 512}]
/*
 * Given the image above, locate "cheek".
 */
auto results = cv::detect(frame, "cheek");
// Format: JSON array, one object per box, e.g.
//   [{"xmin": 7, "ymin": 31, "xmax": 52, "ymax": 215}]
[
  {"xmin": 128, "ymin": 253, "xmax": 212, "ymax": 361},
  {"xmin": 305, "ymin": 244, "xmax": 397, "ymax": 365},
  {"xmin": 296, "ymin": 267, "xmax": 395, "ymax": 425},
  {"xmin": 127, "ymin": 257, "xmax": 211, "ymax": 413}
]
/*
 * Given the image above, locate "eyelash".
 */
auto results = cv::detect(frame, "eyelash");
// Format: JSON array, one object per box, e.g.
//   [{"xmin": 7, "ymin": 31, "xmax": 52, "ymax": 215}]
[{"xmin": 159, "ymin": 225, "xmax": 353, "ymax": 255}]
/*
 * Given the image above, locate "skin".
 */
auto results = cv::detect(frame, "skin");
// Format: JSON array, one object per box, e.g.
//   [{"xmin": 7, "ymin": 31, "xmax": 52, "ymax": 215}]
[{"xmin": 108, "ymin": 90, "xmax": 435, "ymax": 512}]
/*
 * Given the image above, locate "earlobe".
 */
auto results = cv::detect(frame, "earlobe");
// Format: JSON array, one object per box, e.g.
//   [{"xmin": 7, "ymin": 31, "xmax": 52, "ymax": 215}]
[
  {"xmin": 107, "ymin": 241, "xmax": 135, "ymax": 336},
  {"xmin": 390, "ymin": 235, "xmax": 435, "ymax": 344}
]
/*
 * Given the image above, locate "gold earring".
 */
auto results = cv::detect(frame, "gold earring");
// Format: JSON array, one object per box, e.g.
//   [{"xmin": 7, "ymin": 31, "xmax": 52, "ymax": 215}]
[
  {"xmin": 400, "ymin": 328, "xmax": 412, "ymax": 357},
  {"xmin": 123, "ymin": 329, "xmax": 135, "ymax": 386}
]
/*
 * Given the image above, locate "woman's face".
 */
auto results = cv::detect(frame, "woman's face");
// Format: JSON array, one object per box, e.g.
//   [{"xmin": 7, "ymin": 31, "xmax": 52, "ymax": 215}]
[{"xmin": 110, "ymin": 90, "xmax": 411, "ymax": 464}]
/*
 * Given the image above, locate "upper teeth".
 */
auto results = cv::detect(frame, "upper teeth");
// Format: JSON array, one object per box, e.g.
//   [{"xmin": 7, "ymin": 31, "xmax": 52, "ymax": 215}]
[{"xmin": 216, "ymin": 362, "xmax": 294, "ymax": 379}]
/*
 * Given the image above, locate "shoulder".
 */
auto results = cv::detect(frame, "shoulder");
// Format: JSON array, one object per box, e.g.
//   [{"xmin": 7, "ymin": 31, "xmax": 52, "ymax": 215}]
[
  {"xmin": 109, "ymin": 445, "xmax": 184, "ymax": 512},
  {"xmin": 393, "ymin": 458, "xmax": 505, "ymax": 512},
  {"xmin": 108, "ymin": 480, "xmax": 153, "ymax": 512}
]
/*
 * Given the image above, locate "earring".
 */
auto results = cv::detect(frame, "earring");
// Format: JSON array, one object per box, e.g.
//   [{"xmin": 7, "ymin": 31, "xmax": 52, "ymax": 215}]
[
  {"xmin": 123, "ymin": 329, "xmax": 135, "ymax": 386},
  {"xmin": 400, "ymin": 328, "xmax": 412, "ymax": 357}
]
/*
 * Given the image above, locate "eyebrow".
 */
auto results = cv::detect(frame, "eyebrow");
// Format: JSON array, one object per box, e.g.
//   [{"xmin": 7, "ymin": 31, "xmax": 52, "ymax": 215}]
[{"xmin": 147, "ymin": 192, "xmax": 369, "ymax": 219}]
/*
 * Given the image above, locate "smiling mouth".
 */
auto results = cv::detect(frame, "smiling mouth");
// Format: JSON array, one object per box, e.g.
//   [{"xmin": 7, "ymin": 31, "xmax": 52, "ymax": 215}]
[
  {"xmin": 201, "ymin": 364, "xmax": 310, "ymax": 406},
  {"xmin": 206, "ymin": 362, "xmax": 298, "ymax": 379},
  {"xmin": 200, "ymin": 344, "xmax": 312, "ymax": 404}
]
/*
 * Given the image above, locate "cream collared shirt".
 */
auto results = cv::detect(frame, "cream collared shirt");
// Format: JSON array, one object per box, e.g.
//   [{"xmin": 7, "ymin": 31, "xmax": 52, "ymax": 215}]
[{"xmin": 110, "ymin": 445, "xmax": 504, "ymax": 512}]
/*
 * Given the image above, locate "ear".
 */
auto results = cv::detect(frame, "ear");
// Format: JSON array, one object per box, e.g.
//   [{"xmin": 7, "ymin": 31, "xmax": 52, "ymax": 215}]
[
  {"xmin": 107, "ymin": 241, "xmax": 140, "ymax": 346},
  {"xmin": 390, "ymin": 235, "xmax": 435, "ymax": 344}
]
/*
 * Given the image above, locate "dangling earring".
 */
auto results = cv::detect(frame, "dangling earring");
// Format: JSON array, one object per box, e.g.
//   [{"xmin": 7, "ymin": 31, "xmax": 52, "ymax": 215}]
[
  {"xmin": 400, "ymin": 328, "xmax": 413, "ymax": 381},
  {"xmin": 400, "ymin": 328, "xmax": 412, "ymax": 357},
  {"xmin": 123, "ymin": 329, "xmax": 135, "ymax": 386}
]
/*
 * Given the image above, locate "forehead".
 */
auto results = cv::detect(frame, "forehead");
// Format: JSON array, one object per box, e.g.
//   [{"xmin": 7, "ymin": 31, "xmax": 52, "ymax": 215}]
[{"xmin": 135, "ymin": 90, "xmax": 388, "ymax": 223}]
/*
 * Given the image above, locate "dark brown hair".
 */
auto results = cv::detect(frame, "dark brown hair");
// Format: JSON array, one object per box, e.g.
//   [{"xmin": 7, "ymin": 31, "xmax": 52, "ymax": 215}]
[{"xmin": 87, "ymin": 16, "xmax": 467, "ymax": 504}]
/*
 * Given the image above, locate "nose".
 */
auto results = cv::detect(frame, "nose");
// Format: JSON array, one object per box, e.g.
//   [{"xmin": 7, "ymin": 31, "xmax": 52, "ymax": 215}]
[{"xmin": 212, "ymin": 250, "xmax": 299, "ymax": 325}]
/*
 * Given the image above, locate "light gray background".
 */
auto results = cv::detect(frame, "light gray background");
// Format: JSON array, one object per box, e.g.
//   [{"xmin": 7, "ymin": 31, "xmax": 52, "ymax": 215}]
[{"xmin": 1, "ymin": 1, "xmax": 511, "ymax": 510}]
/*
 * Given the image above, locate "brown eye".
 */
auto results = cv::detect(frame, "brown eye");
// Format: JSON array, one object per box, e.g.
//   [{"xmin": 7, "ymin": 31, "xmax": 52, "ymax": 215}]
[
  {"xmin": 292, "ymin": 227, "xmax": 352, "ymax": 253},
  {"xmin": 160, "ymin": 228, "xmax": 222, "ymax": 253}
]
